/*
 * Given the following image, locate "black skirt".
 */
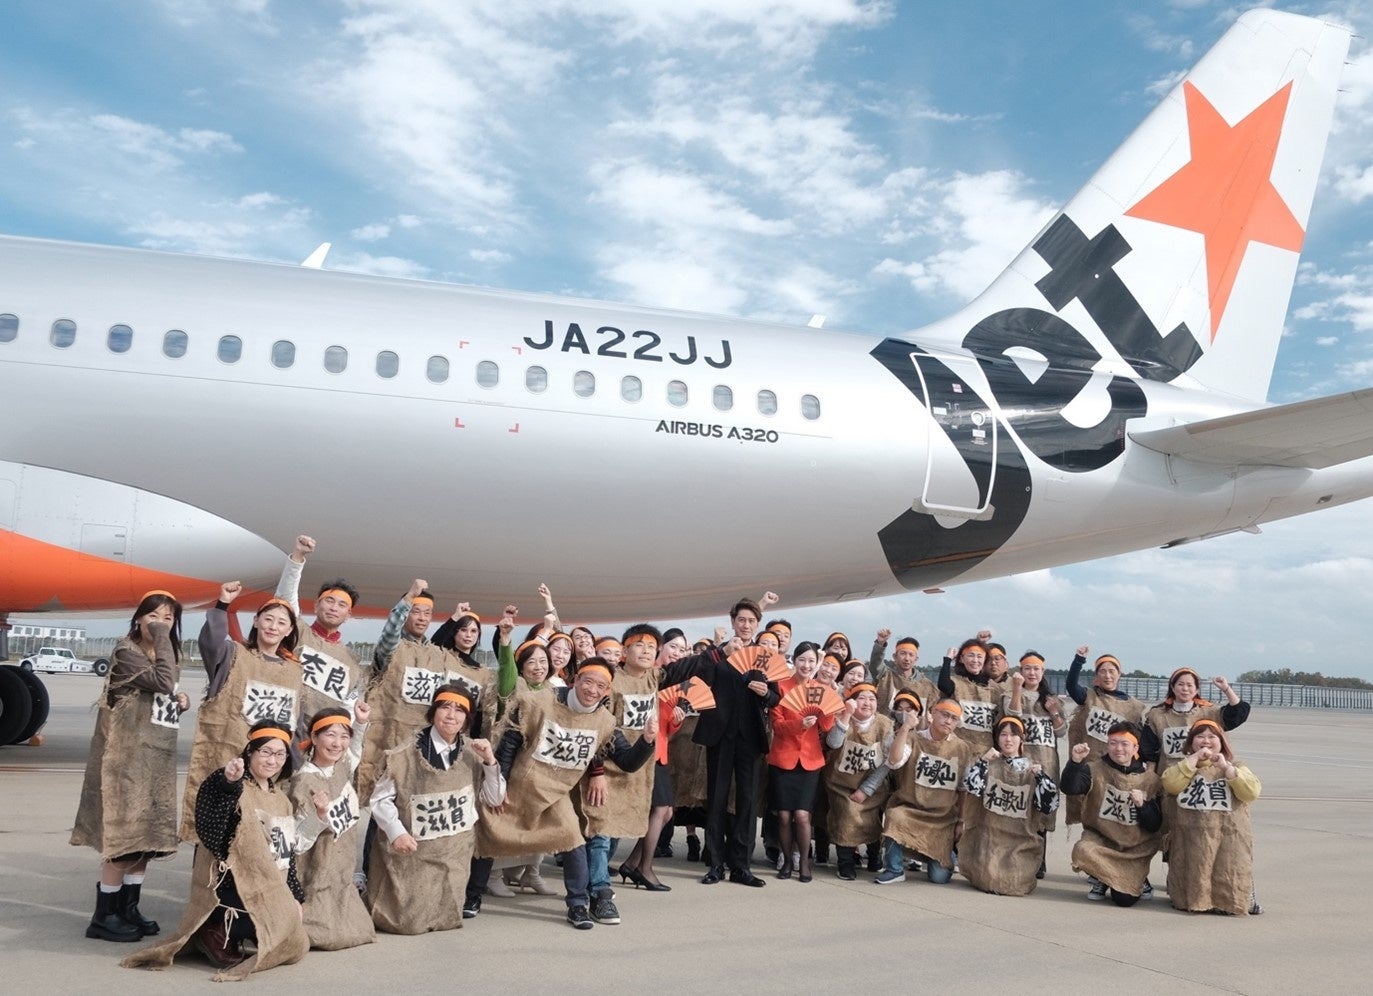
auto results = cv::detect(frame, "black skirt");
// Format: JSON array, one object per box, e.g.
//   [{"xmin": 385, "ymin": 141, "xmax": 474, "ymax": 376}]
[
  {"xmin": 768, "ymin": 763, "xmax": 821, "ymax": 811},
  {"xmin": 651, "ymin": 762, "xmax": 674, "ymax": 807}
]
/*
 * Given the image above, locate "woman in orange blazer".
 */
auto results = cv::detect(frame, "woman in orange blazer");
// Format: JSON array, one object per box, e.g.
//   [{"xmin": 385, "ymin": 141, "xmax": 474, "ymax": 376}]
[{"xmin": 766, "ymin": 641, "xmax": 835, "ymax": 882}]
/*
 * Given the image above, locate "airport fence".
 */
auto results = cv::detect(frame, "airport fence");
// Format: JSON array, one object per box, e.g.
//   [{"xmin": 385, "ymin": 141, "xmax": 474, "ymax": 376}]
[{"xmin": 5, "ymin": 635, "xmax": 1370, "ymax": 708}]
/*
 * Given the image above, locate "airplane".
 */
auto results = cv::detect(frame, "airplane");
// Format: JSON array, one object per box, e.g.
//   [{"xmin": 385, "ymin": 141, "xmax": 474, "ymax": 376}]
[{"xmin": 0, "ymin": 8, "xmax": 1367, "ymax": 649}]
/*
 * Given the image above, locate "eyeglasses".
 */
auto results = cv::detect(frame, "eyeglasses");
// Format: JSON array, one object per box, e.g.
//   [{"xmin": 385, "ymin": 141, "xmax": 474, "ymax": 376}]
[{"xmin": 255, "ymin": 749, "xmax": 288, "ymax": 759}]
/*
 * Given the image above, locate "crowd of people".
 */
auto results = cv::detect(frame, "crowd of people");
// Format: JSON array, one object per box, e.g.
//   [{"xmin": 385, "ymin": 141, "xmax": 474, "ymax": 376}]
[{"xmin": 70, "ymin": 536, "xmax": 1262, "ymax": 979}]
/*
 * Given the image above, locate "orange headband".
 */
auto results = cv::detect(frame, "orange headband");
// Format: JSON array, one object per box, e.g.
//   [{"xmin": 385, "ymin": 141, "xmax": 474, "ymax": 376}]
[
  {"xmin": 768, "ymin": 622, "xmax": 791, "ymax": 633},
  {"xmin": 1019, "ymin": 653, "xmax": 1045, "ymax": 666},
  {"xmin": 846, "ymin": 682, "xmax": 878, "ymax": 701},
  {"xmin": 547, "ymin": 632, "xmax": 573, "ymax": 648},
  {"xmin": 318, "ymin": 587, "xmax": 354, "ymax": 608},
  {"xmin": 595, "ymin": 637, "xmax": 622, "ymax": 650},
  {"xmin": 893, "ymin": 690, "xmax": 923, "ymax": 713},
  {"xmin": 623, "ymin": 633, "xmax": 658, "ymax": 649},
  {"xmin": 516, "ymin": 638, "xmax": 547, "ymax": 660},
  {"xmin": 249, "ymin": 728, "xmax": 291, "ymax": 747},
  {"xmin": 822, "ymin": 654, "xmax": 842, "ymax": 669},
  {"xmin": 1094, "ymin": 654, "xmax": 1121, "ymax": 670},
  {"xmin": 933, "ymin": 700, "xmax": 963, "ymax": 717},
  {"xmin": 434, "ymin": 690, "xmax": 472, "ymax": 712},
  {"xmin": 453, "ymin": 612, "xmax": 479, "ymax": 627},
  {"xmin": 1169, "ymin": 666, "xmax": 1202, "ymax": 687},
  {"xmin": 311, "ymin": 714, "xmax": 351, "ymax": 735},
  {"xmin": 894, "ymin": 638, "xmax": 918, "ymax": 651},
  {"xmin": 140, "ymin": 589, "xmax": 176, "ymax": 602},
  {"xmin": 258, "ymin": 598, "xmax": 293, "ymax": 615},
  {"xmin": 825, "ymin": 632, "xmax": 849, "ymax": 647},
  {"xmin": 577, "ymin": 662, "xmax": 615, "ymax": 684},
  {"xmin": 411, "ymin": 596, "xmax": 435, "ymax": 609},
  {"xmin": 996, "ymin": 716, "xmax": 1026, "ymax": 736},
  {"xmin": 1109, "ymin": 730, "xmax": 1140, "ymax": 747},
  {"xmin": 1190, "ymin": 718, "xmax": 1224, "ymax": 736}
]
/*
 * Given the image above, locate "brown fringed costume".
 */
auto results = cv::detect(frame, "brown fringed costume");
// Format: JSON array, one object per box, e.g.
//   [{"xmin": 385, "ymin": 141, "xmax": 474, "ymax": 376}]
[
  {"xmin": 181, "ymin": 646, "xmax": 302, "ymax": 844},
  {"xmin": 1163, "ymin": 757, "xmax": 1260, "ymax": 915},
  {"xmin": 123, "ymin": 778, "xmax": 308, "ymax": 982},
  {"xmin": 71, "ymin": 637, "xmax": 181, "ymax": 860},
  {"xmin": 1065, "ymin": 689, "xmax": 1145, "ymax": 824},
  {"xmin": 295, "ymin": 630, "xmax": 365, "ymax": 740},
  {"xmin": 958, "ymin": 755, "xmax": 1059, "ymax": 896},
  {"xmin": 288, "ymin": 755, "xmax": 374, "ymax": 949},
  {"xmin": 579, "ymin": 668, "xmax": 657, "ymax": 840},
  {"xmin": 883, "ymin": 732, "xmax": 975, "ymax": 867},
  {"xmin": 367, "ymin": 737, "xmax": 486, "ymax": 935},
  {"xmin": 358, "ymin": 640, "xmax": 450, "ymax": 802},
  {"xmin": 1065, "ymin": 757, "xmax": 1163, "ymax": 897},
  {"xmin": 478, "ymin": 691, "xmax": 617, "ymax": 857},
  {"xmin": 824, "ymin": 715, "xmax": 894, "ymax": 846}
]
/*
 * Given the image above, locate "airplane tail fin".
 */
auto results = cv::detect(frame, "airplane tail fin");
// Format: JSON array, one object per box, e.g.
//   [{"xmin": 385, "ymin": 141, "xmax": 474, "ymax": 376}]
[{"xmin": 926, "ymin": 9, "xmax": 1351, "ymax": 403}]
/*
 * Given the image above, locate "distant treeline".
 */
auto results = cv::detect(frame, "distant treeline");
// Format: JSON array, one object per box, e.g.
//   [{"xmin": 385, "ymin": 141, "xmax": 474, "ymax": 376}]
[{"xmin": 1236, "ymin": 668, "xmax": 1373, "ymax": 690}]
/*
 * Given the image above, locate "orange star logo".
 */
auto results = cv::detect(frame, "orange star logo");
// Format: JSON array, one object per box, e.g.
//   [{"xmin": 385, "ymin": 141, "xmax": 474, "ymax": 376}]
[{"xmin": 1125, "ymin": 81, "xmax": 1304, "ymax": 342}]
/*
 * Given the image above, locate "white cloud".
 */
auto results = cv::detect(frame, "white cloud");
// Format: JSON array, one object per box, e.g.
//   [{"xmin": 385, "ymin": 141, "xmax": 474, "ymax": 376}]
[
  {"xmin": 879, "ymin": 170, "xmax": 1056, "ymax": 301},
  {"xmin": 352, "ymin": 223, "xmax": 391, "ymax": 241}
]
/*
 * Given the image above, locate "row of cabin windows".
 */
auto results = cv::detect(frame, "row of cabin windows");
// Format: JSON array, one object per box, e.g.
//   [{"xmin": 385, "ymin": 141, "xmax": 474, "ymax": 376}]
[{"xmin": 0, "ymin": 313, "xmax": 822, "ymax": 419}]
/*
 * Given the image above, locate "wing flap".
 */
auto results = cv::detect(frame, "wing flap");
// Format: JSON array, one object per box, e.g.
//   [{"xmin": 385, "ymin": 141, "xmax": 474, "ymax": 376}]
[{"xmin": 1129, "ymin": 388, "xmax": 1373, "ymax": 469}]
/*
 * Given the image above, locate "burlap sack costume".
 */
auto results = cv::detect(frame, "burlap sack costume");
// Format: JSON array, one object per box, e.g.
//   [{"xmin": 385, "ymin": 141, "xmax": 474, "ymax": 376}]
[
  {"xmin": 1165, "ymin": 760, "xmax": 1258, "ymax": 915},
  {"xmin": 669, "ymin": 693, "xmax": 710, "ymax": 810},
  {"xmin": 1144, "ymin": 702, "xmax": 1224, "ymax": 774},
  {"xmin": 359, "ymin": 640, "xmax": 451, "ymax": 802},
  {"xmin": 71, "ymin": 639, "xmax": 181, "ymax": 859},
  {"xmin": 959, "ymin": 756, "xmax": 1052, "ymax": 896},
  {"xmin": 1071, "ymin": 760, "xmax": 1162, "ymax": 896},
  {"xmin": 1065, "ymin": 689, "xmax": 1145, "ymax": 824},
  {"xmin": 883, "ymin": 733, "xmax": 975, "ymax": 866},
  {"xmin": 824, "ymin": 715, "xmax": 893, "ymax": 846},
  {"xmin": 478, "ymin": 692, "xmax": 616, "ymax": 857},
  {"xmin": 123, "ymin": 780, "xmax": 308, "ymax": 982},
  {"xmin": 287, "ymin": 758, "xmax": 374, "ymax": 949},
  {"xmin": 1002, "ymin": 690, "xmax": 1063, "ymax": 832},
  {"xmin": 876, "ymin": 671, "xmax": 938, "ymax": 719},
  {"xmin": 181, "ymin": 648, "xmax": 302, "ymax": 844},
  {"xmin": 948, "ymin": 674, "xmax": 1001, "ymax": 752},
  {"xmin": 579, "ymin": 668, "xmax": 657, "ymax": 839},
  {"xmin": 295, "ymin": 629, "xmax": 364, "ymax": 735},
  {"xmin": 367, "ymin": 739, "xmax": 484, "ymax": 935}
]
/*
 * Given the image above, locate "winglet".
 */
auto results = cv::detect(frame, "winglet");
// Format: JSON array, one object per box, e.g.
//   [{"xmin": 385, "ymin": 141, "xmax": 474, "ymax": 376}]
[{"xmin": 301, "ymin": 243, "xmax": 331, "ymax": 269}]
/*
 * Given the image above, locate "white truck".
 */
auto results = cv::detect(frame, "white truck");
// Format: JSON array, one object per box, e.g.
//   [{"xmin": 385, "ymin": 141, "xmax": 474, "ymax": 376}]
[{"xmin": 17, "ymin": 647, "xmax": 108, "ymax": 676}]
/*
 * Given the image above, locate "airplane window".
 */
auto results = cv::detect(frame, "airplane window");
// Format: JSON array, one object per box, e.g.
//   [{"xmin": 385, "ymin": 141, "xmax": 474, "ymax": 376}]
[
  {"xmin": 713, "ymin": 385, "xmax": 733, "ymax": 411},
  {"xmin": 667, "ymin": 379, "xmax": 688, "ymax": 407},
  {"xmin": 217, "ymin": 335, "xmax": 242, "ymax": 363},
  {"xmin": 50, "ymin": 319, "xmax": 77, "ymax": 349},
  {"xmin": 526, "ymin": 365, "xmax": 548, "ymax": 393},
  {"xmin": 574, "ymin": 370, "xmax": 595, "ymax": 398},
  {"xmin": 106, "ymin": 325, "xmax": 133, "ymax": 353},
  {"xmin": 477, "ymin": 360, "xmax": 499, "ymax": 388},
  {"xmin": 324, "ymin": 345, "xmax": 348, "ymax": 373},
  {"xmin": 427, "ymin": 355, "xmax": 450, "ymax": 384},
  {"xmin": 163, "ymin": 330, "xmax": 187, "ymax": 358},
  {"xmin": 376, "ymin": 350, "xmax": 399, "ymax": 379},
  {"xmin": 271, "ymin": 340, "xmax": 295, "ymax": 369},
  {"xmin": 801, "ymin": 393, "xmax": 821, "ymax": 420},
  {"xmin": 0, "ymin": 313, "xmax": 16, "ymax": 343},
  {"xmin": 621, "ymin": 375, "xmax": 642, "ymax": 402},
  {"xmin": 757, "ymin": 389, "xmax": 778, "ymax": 416}
]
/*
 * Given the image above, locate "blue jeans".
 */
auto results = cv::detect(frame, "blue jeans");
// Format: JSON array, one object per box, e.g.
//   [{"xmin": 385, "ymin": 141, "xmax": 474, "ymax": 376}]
[
  {"xmin": 883, "ymin": 836, "xmax": 953, "ymax": 883},
  {"xmin": 560, "ymin": 844, "xmax": 589, "ymax": 909},
  {"xmin": 586, "ymin": 834, "xmax": 619, "ymax": 897}
]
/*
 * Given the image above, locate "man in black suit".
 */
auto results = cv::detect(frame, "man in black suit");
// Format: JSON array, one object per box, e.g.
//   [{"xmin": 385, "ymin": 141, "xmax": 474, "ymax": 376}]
[{"xmin": 658, "ymin": 596, "xmax": 780, "ymax": 886}]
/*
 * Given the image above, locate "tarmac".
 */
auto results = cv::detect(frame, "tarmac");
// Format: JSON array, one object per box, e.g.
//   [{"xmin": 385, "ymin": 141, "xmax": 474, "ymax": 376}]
[{"xmin": 2, "ymin": 670, "xmax": 1370, "ymax": 994}]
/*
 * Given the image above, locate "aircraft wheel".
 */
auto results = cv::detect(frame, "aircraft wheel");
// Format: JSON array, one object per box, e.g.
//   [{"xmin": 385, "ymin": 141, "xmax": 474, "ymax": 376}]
[
  {"xmin": 0, "ymin": 665, "xmax": 34, "ymax": 746},
  {"xmin": 10, "ymin": 667, "xmax": 50, "ymax": 743},
  {"xmin": 92, "ymin": 658, "xmax": 110, "ymax": 677}
]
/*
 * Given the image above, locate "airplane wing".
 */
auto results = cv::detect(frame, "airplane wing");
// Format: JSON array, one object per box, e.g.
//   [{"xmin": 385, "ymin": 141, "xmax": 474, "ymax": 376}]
[{"xmin": 1129, "ymin": 388, "xmax": 1373, "ymax": 469}]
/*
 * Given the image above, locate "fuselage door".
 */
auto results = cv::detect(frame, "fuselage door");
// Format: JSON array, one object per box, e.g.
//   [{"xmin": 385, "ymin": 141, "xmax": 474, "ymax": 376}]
[{"xmin": 908, "ymin": 352, "xmax": 997, "ymax": 520}]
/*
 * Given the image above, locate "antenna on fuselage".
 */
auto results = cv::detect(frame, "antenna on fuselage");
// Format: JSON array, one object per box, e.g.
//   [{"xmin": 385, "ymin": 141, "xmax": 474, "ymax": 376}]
[{"xmin": 301, "ymin": 243, "xmax": 331, "ymax": 268}]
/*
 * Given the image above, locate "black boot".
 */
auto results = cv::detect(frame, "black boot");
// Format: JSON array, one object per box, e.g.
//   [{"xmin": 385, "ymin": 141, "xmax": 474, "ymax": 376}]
[
  {"xmin": 686, "ymin": 834, "xmax": 701, "ymax": 863},
  {"xmin": 654, "ymin": 821, "xmax": 674, "ymax": 859},
  {"xmin": 118, "ymin": 882, "xmax": 160, "ymax": 936},
  {"xmin": 86, "ymin": 886, "xmax": 140, "ymax": 942}
]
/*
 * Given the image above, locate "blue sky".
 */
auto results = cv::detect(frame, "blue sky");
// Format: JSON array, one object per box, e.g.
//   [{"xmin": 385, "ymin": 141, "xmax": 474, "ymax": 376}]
[{"xmin": 3, "ymin": 1, "xmax": 1373, "ymax": 679}]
